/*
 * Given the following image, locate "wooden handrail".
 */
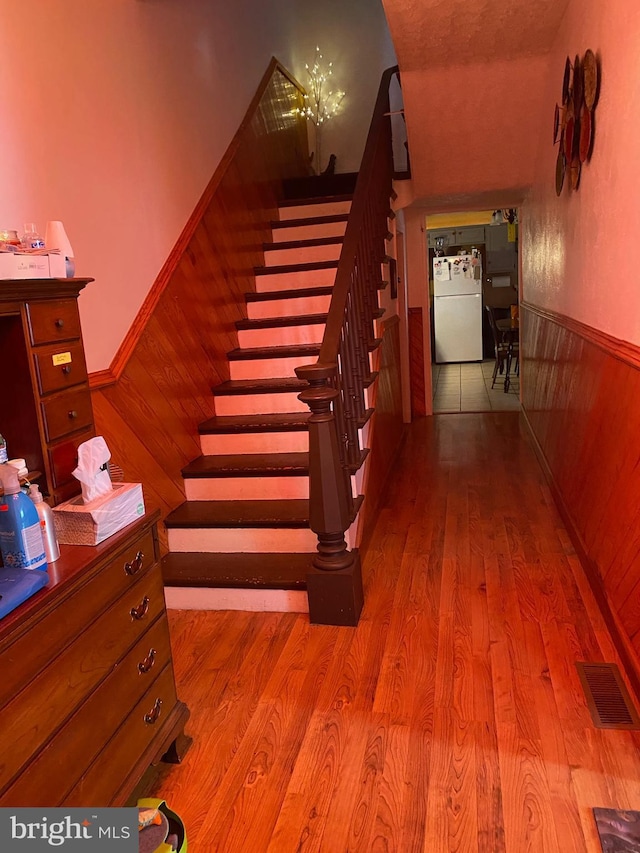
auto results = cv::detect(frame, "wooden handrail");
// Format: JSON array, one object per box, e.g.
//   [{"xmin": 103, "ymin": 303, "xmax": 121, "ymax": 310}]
[
  {"xmin": 318, "ymin": 65, "xmax": 398, "ymax": 361},
  {"xmin": 296, "ymin": 66, "xmax": 400, "ymax": 626}
]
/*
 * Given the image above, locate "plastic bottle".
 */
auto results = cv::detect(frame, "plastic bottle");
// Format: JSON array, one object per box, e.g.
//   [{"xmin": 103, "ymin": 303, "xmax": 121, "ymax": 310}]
[
  {"xmin": 0, "ymin": 433, "xmax": 7, "ymax": 464},
  {"xmin": 0, "ymin": 465, "xmax": 47, "ymax": 570},
  {"xmin": 28, "ymin": 484, "xmax": 60, "ymax": 563},
  {"xmin": 21, "ymin": 223, "xmax": 45, "ymax": 250}
]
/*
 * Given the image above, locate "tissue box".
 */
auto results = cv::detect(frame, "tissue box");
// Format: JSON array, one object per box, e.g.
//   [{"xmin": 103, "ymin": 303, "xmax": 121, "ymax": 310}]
[
  {"xmin": 0, "ymin": 251, "xmax": 66, "ymax": 279},
  {"xmin": 53, "ymin": 483, "xmax": 145, "ymax": 545}
]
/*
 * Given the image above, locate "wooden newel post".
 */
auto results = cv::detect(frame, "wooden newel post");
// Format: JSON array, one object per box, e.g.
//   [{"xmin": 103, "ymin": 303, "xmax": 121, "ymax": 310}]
[{"xmin": 295, "ymin": 362, "xmax": 364, "ymax": 626}]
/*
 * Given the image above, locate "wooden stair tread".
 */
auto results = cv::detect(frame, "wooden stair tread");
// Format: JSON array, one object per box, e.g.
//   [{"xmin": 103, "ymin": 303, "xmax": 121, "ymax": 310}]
[
  {"xmin": 182, "ymin": 449, "xmax": 367, "ymax": 477},
  {"xmin": 254, "ymin": 260, "xmax": 338, "ymax": 276},
  {"xmin": 182, "ymin": 453, "xmax": 309, "ymax": 478},
  {"xmin": 213, "ymin": 378, "xmax": 309, "ymax": 396},
  {"xmin": 263, "ymin": 236, "xmax": 343, "ymax": 252},
  {"xmin": 245, "ymin": 286, "xmax": 333, "ymax": 303},
  {"xmin": 161, "ymin": 552, "xmax": 312, "ymax": 589},
  {"xmin": 270, "ymin": 213, "xmax": 349, "ymax": 230},
  {"xmin": 278, "ymin": 192, "xmax": 353, "ymax": 208},
  {"xmin": 227, "ymin": 344, "xmax": 320, "ymax": 361},
  {"xmin": 165, "ymin": 495, "xmax": 364, "ymax": 528},
  {"xmin": 165, "ymin": 499, "xmax": 311, "ymax": 528},
  {"xmin": 281, "ymin": 173, "xmax": 358, "ymax": 200},
  {"xmin": 198, "ymin": 412, "xmax": 310, "ymax": 434},
  {"xmin": 235, "ymin": 313, "xmax": 327, "ymax": 330}
]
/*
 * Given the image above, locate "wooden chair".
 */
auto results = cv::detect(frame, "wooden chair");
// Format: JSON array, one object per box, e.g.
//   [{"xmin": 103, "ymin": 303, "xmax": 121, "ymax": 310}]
[{"xmin": 485, "ymin": 305, "xmax": 518, "ymax": 388}]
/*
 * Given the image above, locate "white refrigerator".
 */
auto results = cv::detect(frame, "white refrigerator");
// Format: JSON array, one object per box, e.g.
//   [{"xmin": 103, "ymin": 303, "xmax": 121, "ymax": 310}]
[{"xmin": 433, "ymin": 254, "xmax": 483, "ymax": 363}]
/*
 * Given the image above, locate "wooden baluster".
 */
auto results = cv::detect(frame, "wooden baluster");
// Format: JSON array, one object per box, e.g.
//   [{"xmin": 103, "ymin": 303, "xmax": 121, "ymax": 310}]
[
  {"xmin": 340, "ymin": 312, "xmax": 362, "ymax": 468},
  {"xmin": 295, "ymin": 362, "xmax": 364, "ymax": 626},
  {"xmin": 330, "ymin": 354, "xmax": 349, "ymax": 474},
  {"xmin": 353, "ymin": 258, "xmax": 372, "ymax": 390},
  {"xmin": 331, "ymin": 344, "xmax": 355, "ymax": 513}
]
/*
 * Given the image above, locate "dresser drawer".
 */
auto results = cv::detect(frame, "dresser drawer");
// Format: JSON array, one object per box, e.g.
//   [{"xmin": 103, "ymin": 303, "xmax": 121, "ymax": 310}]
[
  {"xmin": 48, "ymin": 429, "xmax": 95, "ymax": 488},
  {"xmin": 0, "ymin": 526, "xmax": 157, "ymax": 710},
  {"xmin": 34, "ymin": 341, "xmax": 88, "ymax": 395},
  {"xmin": 0, "ymin": 567, "xmax": 166, "ymax": 791},
  {"xmin": 0, "ymin": 615, "xmax": 173, "ymax": 806},
  {"xmin": 26, "ymin": 299, "xmax": 82, "ymax": 345},
  {"xmin": 40, "ymin": 387, "xmax": 93, "ymax": 442},
  {"xmin": 63, "ymin": 663, "xmax": 179, "ymax": 806}
]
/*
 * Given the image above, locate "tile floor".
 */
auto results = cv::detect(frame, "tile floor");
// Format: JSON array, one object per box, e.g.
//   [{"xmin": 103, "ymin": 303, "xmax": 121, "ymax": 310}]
[{"xmin": 432, "ymin": 359, "xmax": 520, "ymax": 413}]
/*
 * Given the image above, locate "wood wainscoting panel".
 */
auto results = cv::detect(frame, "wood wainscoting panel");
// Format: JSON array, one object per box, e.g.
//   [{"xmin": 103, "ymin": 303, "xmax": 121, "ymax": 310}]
[
  {"xmin": 408, "ymin": 307, "xmax": 426, "ymax": 417},
  {"xmin": 91, "ymin": 62, "xmax": 309, "ymax": 551},
  {"xmin": 358, "ymin": 315, "xmax": 406, "ymax": 552},
  {"xmin": 521, "ymin": 301, "xmax": 640, "ymax": 674}
]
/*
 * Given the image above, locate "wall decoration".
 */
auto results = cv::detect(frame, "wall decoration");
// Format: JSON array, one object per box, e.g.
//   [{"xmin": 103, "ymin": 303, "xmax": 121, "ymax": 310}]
[{"xmin": 553, "ymin": 49, "xmax": 600, "ymax": 196}]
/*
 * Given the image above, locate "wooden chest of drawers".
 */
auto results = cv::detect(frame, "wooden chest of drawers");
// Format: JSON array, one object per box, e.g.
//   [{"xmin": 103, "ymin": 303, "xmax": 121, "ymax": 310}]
[
  {"xmin": 0, "ymin": 511, "xmax": 189, "ymax": 807},
  {"xmin": 0, "ymin": 279, "xmax": 96, "ymax": 505}
]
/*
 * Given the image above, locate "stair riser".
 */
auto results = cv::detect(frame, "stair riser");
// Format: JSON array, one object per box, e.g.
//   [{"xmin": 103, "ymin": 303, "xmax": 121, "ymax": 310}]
[
  {"xmin": 360, "ymin": 419, "xmax": 372, "ymax": 449},
  {"xmin": 256, "ymin": 267, "xmax": 336, "ymax": 293},
  {"xmin": 272, "ymin": 221, "xmax": 347, "ymax": 241},
  {"xmin": 164, "ymin": 587, "xmax": 309, "ymax": 613},
  {"xmin": 214, "ymin": 392, "xmax": 308, "ymax": 416},
  {"xmin": 265, "ymin": 244, "xmax": 341, "ymax": 267},
  {"xmin": 167, "ymin": 527, "xmax": 318, "ymax": 553},
  {"xmin": 200, "ymin": 431, "xmax": 308, "ymax": 455},
  {"xmin": 247, "ymin": 294, "xmax": 331, "ymax": 320},
  {"xmin": 184, "ymin": 476, "xmax": 309, "ymax": 501},
  {"xmin": 365, "ymin": 377, "xmax": 378, "ymax": 409},
  {"xmin": 238, "ymin": 325, "xmax": 324, "ymax": 348},
  {"xmin": 229, "ymin": 355, "xmax": 318, "ymax": 381},
  {"xmin": 183, "ymin": 472, "xmax": 358, "ymax": 501},
  {"xmin": 278, "ymin": 200, "xmax": 351, "ymax": 220}
]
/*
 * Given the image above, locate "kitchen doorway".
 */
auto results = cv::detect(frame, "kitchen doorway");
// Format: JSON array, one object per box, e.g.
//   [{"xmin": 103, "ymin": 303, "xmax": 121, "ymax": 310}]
[{"xmin": 427, "ymin": 208, "xmax": 519, "ymax": 414}]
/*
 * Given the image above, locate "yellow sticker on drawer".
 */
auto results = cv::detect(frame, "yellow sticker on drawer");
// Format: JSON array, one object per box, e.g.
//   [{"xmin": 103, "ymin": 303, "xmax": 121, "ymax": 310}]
[{"xmin": 52, "ymin": 351, "xmax": 72, "ymax": 366}]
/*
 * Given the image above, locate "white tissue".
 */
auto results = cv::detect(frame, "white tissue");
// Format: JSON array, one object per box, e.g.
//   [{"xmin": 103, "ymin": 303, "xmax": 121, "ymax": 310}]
[{"xmin": 73, "ymin": 436, "xmax": 113, "ymax": 504}]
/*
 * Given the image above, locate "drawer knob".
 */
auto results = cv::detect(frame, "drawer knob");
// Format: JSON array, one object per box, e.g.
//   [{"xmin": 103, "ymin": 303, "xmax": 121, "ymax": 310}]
[
  {"xmin": 55, "ymin": 318, "xmax": 64, "ymax": 328},
  {"xmin": 144, "ymin": 698, "xmax": 163, "ymax": 725},
  {"xmin": 130, "ymin": 596, "xmax": 150, "ymax": 620},
  {"xmin": 138, "ymin": 648, "xmax": 157, "ymax": 674},
  {"xmin": 68, "ymin": 410, "xmax": 78, "ymax": 419},
  {"xmin": 124, "ymin": 550, "xmax": 144, "ymax": 576},
  {"xmin": 61, "ymin": 364, "xmax": 72, "ymax": 375}
]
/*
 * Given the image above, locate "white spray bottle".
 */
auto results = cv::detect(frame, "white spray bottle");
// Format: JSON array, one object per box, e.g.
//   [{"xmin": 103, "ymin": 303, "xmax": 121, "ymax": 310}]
[{"xmin": 28, "ymin": 484, "xmax": 60, "ymax": 563}]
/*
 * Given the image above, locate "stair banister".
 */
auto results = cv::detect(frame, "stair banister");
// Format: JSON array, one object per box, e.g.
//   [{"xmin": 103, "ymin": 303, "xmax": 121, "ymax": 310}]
[{"xmin": 296, "ymin": 66, "xmax": 400, "ymax": 626}]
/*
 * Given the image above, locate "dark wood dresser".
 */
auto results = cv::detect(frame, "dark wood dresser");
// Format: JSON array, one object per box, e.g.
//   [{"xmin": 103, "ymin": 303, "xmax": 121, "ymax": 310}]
[
  {"xmin": 0, "ymin": 277, "xmax": 99, "ymax": 504},
  {"xmin": 0, "ymin": 278, "xmax": 189, "ymax": 805},
  {"xmin": 0, "ymin": 511, "xmax": 189, "ymax": 806}
]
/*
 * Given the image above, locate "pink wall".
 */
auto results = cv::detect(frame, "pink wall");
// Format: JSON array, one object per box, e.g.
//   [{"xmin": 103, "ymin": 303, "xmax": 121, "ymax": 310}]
[
  {"xmin": 0, "ymin": 2, "xmax": 286, "ymax": 373},
  {"xmin": 0, "ymin": 1, "xmax": 394, "ymax": 373},
  {"xmin": 522, "ymin": 0, "xmax": 640, "ymax": 345}
]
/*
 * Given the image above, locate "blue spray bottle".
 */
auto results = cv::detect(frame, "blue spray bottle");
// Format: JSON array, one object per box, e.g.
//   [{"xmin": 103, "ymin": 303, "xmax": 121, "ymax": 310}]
[{"xmin": 0, "ymin": 465, "xmax": 47, "ymax": 570}]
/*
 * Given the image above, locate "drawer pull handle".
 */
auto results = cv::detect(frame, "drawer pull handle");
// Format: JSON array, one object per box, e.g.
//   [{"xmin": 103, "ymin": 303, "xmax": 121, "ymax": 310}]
[
  {"xmin": 55, "ymin": 318, "xmax": 64, "ymax": 328},
  {"xmin": 130, "ymin": 596, "xmax": 150, "ymax": 620},
  {"xmin": 68, "ymin": 410, "xmax": 78, "ymax": 419},
  {"xmin": 144, "ymin": 698, "xmax": 163, "ymax": 725},
  {"xmin": 124, "ymin": 550, "xmax": 144, "ymax": 575},
  {"xmin": 138, "ymin": 648, "xmax": 157, "ymax": 674},
  {"xmin": 61, "ymin": 364, "xmax": 72, "ymax": 375}
]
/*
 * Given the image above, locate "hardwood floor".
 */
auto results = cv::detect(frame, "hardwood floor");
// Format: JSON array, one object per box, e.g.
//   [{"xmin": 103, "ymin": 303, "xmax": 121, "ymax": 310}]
[{"xmin": 152, "ymin": 412, "xmax": 640, "ymax": 852}]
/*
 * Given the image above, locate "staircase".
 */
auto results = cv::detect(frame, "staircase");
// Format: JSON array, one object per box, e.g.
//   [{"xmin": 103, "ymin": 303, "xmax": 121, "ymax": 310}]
[{"xmin": 161, "ymin": 185, "xmax": 374, "ymax": 614}]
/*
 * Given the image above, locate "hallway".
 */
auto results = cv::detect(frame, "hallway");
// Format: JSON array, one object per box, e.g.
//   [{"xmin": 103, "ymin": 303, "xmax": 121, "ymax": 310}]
[{"xmin": 155, "ymin": 413, "xmax": 640, "ymax": 852}]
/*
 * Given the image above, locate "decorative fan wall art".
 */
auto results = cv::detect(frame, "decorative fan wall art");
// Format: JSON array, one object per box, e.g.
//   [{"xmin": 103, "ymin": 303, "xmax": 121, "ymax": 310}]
[{"xmin": 554, "ymin": 49, "xmax": 600, "ymax": 196}]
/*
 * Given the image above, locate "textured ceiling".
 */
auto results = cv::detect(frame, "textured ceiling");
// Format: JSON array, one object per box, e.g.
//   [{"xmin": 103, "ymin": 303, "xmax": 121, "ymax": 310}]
[
  {"xmin": 384, "ymin": 0, "xmax": 570, "ymax": 70},
  {"xmin": 382, "ymin": 0, "xmax": 571, "ymax": 209}
]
